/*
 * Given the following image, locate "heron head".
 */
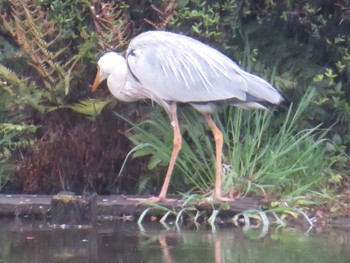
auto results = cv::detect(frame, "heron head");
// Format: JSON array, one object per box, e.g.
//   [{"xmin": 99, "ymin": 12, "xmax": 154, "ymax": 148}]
[{"xmin": 91, "ymin": 52, "xmax": 125, "ymax": 92}]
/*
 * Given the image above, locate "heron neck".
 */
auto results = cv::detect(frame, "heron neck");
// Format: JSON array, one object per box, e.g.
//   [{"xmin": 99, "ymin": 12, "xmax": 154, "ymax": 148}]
[{"xmin": 106, "ymin": 62, "xmax": 130, "ymax": 101}]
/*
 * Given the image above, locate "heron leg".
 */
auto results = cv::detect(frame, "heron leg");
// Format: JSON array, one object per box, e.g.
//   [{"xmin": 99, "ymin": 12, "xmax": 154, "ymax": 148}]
[
  {"xmin": 203, "ymin": 114, "xmax": 234, "ymax": 202},
  {"xmin": 155, "ymin": 103, "xmax": 182, "ymax": 201},
  {"xmin": 128, "ymin": 103, "xmax": 180, "ymax": 203}
]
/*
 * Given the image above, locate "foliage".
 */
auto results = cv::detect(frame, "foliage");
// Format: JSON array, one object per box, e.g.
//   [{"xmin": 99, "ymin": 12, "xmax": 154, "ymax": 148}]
[
  {"xmin": 119, "ymin": 89, "xmax": 335, "ymax": 200},
  {"xmin": 88, "ymin": 1, "xmax": 133, "ymax": 50},
  {"xmin": 243, "ymin": 0, "xmax": 350, "ymax": 147},
  {"xmin": 0, "ymin": 64, "xmax": 51, "ymax": 114},
  {"xmin": 144, "ymin": 0, "xmax": 176, "ymax": 30},
  {"xmin": 63, "ymin": 97, "xmax": 113, "ymax": 120},
  {"xmin": 1, "ymin": 0, "xmax": 79, "ymax": 95},
  {"xmin": 221, "ymin": 92, "xmax": 329, "ymax": 198},
  {"xmin": 40, "ymin": 0, "xmax": 91, "ymax": 39},
  {"xmin": 171, "ymin": 0, "xmax": 350, "ymax": 152},
  {"xmin": 0, "ymin": 122, "xmax": 38, "ymax": 189},
  {"xmin": 0, "ymin": 0, "xmax": 349, "ymax": 200},
  {"xmin": 0, "ymin": 0, "xmax": 139, "ymax": 192},
  {"xmin": 11, "ymin": 109, "xmax": 140, "ymax": 194},
  {"xmin": 170, "ymin": 0, "xmax": 240, "ymax": 51}
]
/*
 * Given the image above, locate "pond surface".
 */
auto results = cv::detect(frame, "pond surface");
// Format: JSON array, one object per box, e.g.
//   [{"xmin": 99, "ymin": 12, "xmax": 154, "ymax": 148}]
[{"xmin": 0, "ymin": 218, "xmax": 349, "ymax": 263}]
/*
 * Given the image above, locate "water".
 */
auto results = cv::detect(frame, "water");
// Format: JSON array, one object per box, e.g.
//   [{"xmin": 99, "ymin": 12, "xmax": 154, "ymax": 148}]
[{"xmin": 0, "ymin": 218, "xmax": 349, "ymax": 263}]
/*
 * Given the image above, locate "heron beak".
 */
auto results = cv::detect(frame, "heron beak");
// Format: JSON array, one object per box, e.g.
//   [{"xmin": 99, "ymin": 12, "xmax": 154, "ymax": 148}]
[{"xmin": 91, "ymin": 68, "xmax": 101, "ymax": 92}]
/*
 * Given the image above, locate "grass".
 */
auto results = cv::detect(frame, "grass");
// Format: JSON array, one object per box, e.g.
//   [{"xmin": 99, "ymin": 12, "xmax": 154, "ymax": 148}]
[
  {"xmin": 116, "ymin": 88, "xmax": 333, "ymax": 204},
  {"xmin": 219, "ymin": 89, "xmax": 329, "ymax": 198}
]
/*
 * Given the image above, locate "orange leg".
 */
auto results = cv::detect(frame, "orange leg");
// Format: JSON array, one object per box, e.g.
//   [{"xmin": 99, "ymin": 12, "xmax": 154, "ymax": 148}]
[
  {"xmin": 204, "ymin": 114, "xmax": 234, "ymax": 202},
  {"xmin": 128, "ymin": 103, "xmax": 180, "ymax": 203},
  {"xmin": 147, "ymin": 103, "xmax": 181, "ymax": 202}
]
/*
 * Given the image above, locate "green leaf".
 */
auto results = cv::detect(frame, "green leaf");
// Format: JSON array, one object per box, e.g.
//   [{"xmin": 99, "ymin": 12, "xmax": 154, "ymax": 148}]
[
  {"xmin": 66, "ymin": 98, "xmax": 112, "ymax": 119},
  {"xmin": 147, "ymin": 156, "xmax": 162, "ymax": 170}
]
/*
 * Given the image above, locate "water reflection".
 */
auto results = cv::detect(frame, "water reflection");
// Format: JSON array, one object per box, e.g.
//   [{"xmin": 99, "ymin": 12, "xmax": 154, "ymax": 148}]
[{"xmin": 0, "ymin": 218, "xmax": 349, "ymax": 263}]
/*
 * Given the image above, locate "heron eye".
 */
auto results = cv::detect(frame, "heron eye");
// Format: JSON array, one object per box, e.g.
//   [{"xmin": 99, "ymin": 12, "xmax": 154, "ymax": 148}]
[{"xmin": 129, "ymin": 49, "xmax": 137, "ymax": 57}]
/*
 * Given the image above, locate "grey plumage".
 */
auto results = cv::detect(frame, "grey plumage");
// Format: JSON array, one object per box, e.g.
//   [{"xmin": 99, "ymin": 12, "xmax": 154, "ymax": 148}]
[
  {"xmin": 92, "ymin": 30, "xmax": 283, "ymax": 202},
  {"xmin": 125, "ymin": 31, "xmax": 283, "ymax": 110}
]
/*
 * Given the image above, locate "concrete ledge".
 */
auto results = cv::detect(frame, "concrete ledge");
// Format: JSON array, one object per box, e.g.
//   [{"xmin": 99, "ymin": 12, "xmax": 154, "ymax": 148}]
[{"xmin": 0, "ymin": 194, "xmax": 262, "ymax": 222}]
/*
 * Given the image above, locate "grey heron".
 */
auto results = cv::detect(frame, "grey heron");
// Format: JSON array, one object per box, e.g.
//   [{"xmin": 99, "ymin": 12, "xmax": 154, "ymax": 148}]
[{"xmin": 92, "ymin": 31, "xmax": 283, "ymax": 202}]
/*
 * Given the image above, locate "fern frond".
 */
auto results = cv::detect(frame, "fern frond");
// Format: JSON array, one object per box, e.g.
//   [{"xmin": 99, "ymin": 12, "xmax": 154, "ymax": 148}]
[
  {"xmin": 0, "ymin": 64, "xmax": 49, "ymax": 113},
  {"xmin": 137, "ymin": 175, "xmax": 151, "ymax": 194},
  {"xmin": 275, "ymin": 73, "xmax": 298, "ymax": 90},
  {"xmin": 1, "ymin": 0, "xmax": 70, "ymax": 89},
  {"xmin": 0, "ymin": 123, "xmax": 38, "ymax": 148},
  {"xmin": 89, "ymin": 2, "xmax": 133, "ymax": 50},
  {"xmin": 66, "ymin": 98, "xmax": 113, "ymax": 119},
  {"xmin": 144, "ymin": 0, "xmax": 176, "ymax": 30},
  {"xmin": 0, "ymin": 64, "xmax": 23, "ymax": 86}
]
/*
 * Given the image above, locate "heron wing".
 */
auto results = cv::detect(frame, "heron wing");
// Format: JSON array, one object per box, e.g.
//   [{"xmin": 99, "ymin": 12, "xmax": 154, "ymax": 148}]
[{"xmin": 126, "ymin": 31, "xmax": 281, "ymax": 104}]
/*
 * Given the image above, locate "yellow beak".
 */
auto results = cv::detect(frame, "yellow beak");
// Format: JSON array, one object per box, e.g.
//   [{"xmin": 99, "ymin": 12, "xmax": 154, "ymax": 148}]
[{"xmin": 91, "ymin": 68, "xmax": 101, "ymax": 92}]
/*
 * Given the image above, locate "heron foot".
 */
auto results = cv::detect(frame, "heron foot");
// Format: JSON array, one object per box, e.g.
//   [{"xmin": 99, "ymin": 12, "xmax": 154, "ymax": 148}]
[
  {"xmin": 127, "ymin": 196, "xmax": 178, "ymax": 203},
  {"xmin": 147, "ymin": 196, "xmax": 178, "ymax": 203},
  {"xmin": 215, "ymin": 196, "xmax": 235, "ymax": 202}
]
